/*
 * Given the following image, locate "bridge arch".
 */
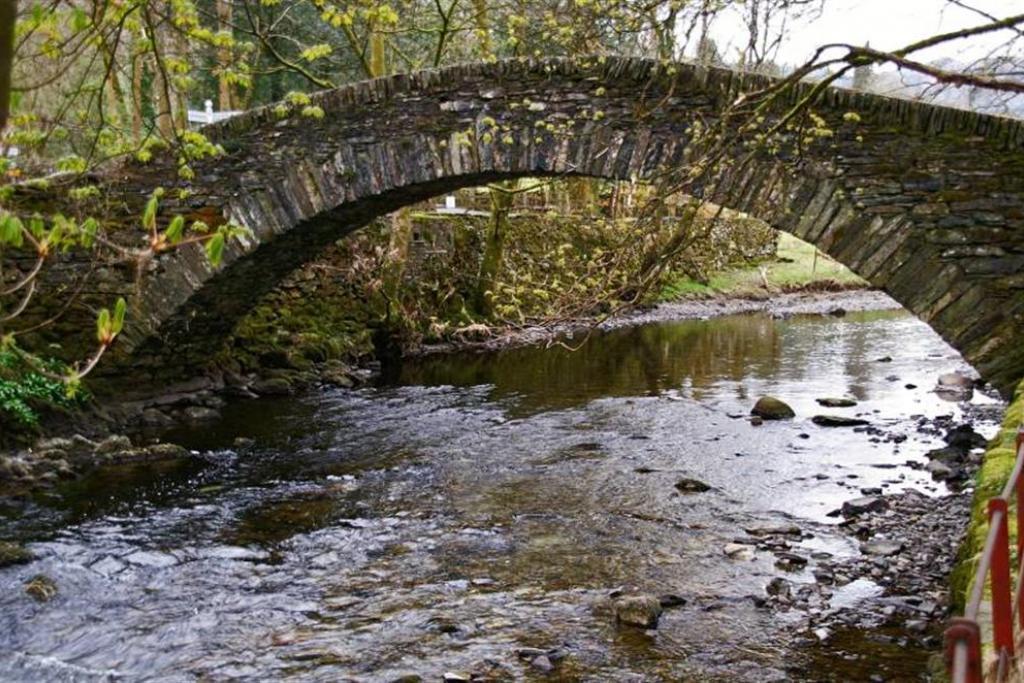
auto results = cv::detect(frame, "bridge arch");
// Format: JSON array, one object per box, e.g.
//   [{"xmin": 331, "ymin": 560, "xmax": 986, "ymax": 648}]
[{"xmin": 94, "ymin": 57, "xmax": 1024, "ymax": 395}]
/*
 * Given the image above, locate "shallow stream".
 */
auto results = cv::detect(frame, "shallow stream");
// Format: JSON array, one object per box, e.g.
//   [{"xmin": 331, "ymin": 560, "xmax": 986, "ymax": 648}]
[{"xmin": 0, "ymin": 306, "xmax": 1002, "ymax": 681}]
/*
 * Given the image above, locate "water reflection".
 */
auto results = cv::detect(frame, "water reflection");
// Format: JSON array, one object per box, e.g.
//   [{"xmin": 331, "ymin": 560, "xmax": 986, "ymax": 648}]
[{"xmin": 398, "ymin": 309, "xmax": 959, "ymax": 418}]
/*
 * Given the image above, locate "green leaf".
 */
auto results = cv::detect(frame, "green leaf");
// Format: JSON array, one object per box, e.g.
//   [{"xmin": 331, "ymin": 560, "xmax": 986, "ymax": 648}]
[
  {"xmin": 143, "ymin": 193, "xmax": 159, "ymax": 232},
  {"xmin": 96, "ymin": 308, "xmax": 111, "ymax": 343},
  {"xmin": 205, "ymin": 232, "xmax": 225, "ymax": 266},
  {"xmin": 80, "ymin": 218, "xmax": 98, "ymax": 248},
  {"xmin": 1, "ymin": 215, "xmax": 24, "ymax": 248},
  {"xmin": 112, "ymin": 298, "xmax": 126, "ymax": 335},
  {"xmin": 165, "ymin": 215, "xmax": 185, "ymax": 245},
  {"xmin": 71, "ymin": 7, "xmax": 89, "ymax": 31},
  {"xmin": 28, "ymin": 216, "xmax": 45, "ymax": 239}
]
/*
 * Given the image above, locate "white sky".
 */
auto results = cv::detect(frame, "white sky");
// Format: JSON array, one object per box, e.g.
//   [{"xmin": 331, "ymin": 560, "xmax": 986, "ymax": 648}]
[{"xmin": 709, "ymin": 0, "xmax": 1024, "ymax": 67}]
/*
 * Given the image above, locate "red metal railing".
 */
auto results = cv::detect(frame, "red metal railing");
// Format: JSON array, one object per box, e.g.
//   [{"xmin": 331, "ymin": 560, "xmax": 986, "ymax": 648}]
[{"xmin": 946, "ymin": 426, "xmax": 1024, "ymax": 682}]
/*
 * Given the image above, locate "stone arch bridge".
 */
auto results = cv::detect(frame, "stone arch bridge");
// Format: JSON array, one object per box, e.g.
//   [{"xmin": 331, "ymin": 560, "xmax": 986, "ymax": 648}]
[{"xmin": 11, "ymin": 57, "xmax": 1024, "ymax": 396}]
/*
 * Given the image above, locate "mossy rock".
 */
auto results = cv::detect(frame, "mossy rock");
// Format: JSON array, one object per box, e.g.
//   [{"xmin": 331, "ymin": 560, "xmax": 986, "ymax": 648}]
[
  {"xmin": 0, "ymin": 541, "xmax": 34, "ymax": 568},
  {"xmin": 751, "ymin": 396, "xmax": 795, "ymax": 420},
  {"xmin": 25, "ymin": 574, "xmax": 57, "ymax": 602}
]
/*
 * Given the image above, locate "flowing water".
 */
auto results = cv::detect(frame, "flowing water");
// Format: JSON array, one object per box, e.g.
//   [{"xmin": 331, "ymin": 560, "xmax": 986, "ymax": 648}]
[{"xmin": 0, "ymin": 306, "xmax": 1003, "ymax": 681}]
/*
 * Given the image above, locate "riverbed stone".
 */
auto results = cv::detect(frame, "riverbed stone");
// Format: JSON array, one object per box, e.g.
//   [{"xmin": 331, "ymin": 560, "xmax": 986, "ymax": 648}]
[
  {"xmin": 658, "ymin": 593, "xmax": 687, "ymax": 608},
  {"xmin": 251, "ymin": 377, "xmax": 295, "ymax": 396},
  {"xmin": 24, "ymin": 574, "xmax": 57, "ymax": 602},
  {"xmin": 0, "ymin": 541, "xmax": 34, "ymax": 568},
  {"xmin": 614, "ymin": 595, "xmax": 663, "ymax": 629},
  {"xmin": 926, "ymin": 446, "xmax": 965, "ymax": 464},
  {"xmin": 751, "ymin": 397, "xmax": 795, "ymax": 420},
  {"xmin": 746, "ymin": 522, "xmax": 802, "ymax": 537},
  {"xmin": 766, "ymin": 577, "xmax": 792, "ymax": 598},
  {"xmin": 675, "ymin": 478, "xmax": 711, "ymax": 493},
  {"xmin": 812, "ymin": 415, "xmax": 870, "ymax": 427},
  {"xmin": 182, "ymin": 406, "xmax": 220, "ymax": 423},
  {"xmin": 926, "ymin": 460, "xmax": 955, "ymax": 480},
  {"xmin": 816, "ymin": 398, "xmax": 858, "ymax": 408},
  {"xmin": 861, "ymin": 540, "xmax": 903, "ymax": 557},
  {"xmin": 841, "ymin": 496, "xmax": 889, "ymax": 517},
  {"xmin": 94, "ymin": 435, "xmax": 133, "ymax": 454},
  {"xmin": 724, "ymin": 543, "xmax": 755, "ymax": 560},
  {"xmin": 944, "ymin": 424, "xmax": 987, "ymax": 450}
]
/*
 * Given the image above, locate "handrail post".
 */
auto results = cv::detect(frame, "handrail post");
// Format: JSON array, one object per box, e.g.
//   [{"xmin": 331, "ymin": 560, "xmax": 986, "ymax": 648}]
[
  {"xmin": 945, "ymin": 618, "xmax": 983, "ymax": 683},
  {"xmin": 989, "ymin": 497, "xmax": 1015, "ymax": 659}
]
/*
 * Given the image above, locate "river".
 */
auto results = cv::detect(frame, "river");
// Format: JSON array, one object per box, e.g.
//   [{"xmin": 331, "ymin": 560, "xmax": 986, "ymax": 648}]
[{"xmin": 0, "ymin": 304, "xmax": 1002, "ymax": 681}]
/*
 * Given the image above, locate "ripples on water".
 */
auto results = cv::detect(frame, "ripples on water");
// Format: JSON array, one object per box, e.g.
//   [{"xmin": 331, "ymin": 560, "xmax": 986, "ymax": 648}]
[{"xmin": 0, "ymin": 308, "xmax": 1002, "ymax": 681}]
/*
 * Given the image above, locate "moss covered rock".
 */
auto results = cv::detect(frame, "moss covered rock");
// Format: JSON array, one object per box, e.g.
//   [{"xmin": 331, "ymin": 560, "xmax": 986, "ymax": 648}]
[
  {"xmin": 751, "ymin": 396, "xmax": 795, "ymax": 420},
  {"xmin": 0, "ymin": 541, "xmax": 34, "ymax": 568}
]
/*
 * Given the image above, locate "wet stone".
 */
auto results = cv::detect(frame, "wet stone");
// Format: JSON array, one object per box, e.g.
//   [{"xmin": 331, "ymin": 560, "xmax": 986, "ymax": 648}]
[
  {"xmin": 766, "ymin": 578, "xmax": 792, "ymax": 598},
  {"xmin": 724, "ymin": 543, "xmax": 755, "ymax": 560},
  {"xmin": 658, "ymin": 593, "xmax": 687, "ymax": 608},
  {"xmin": 841, "ymin": 496, "xmax": 889, "ymax": 517},
  {"xmin": 816, "ymin": 398, "xmax": 858, "ymax": 408},
  {"xmin": 25, "ymin": 574, "xmax": 57, "ymax": 602},
  {"xmin": 0, "ymin": 541, "xmax": 34, "ymax": 568},
  {"xmin": 675, "ymin": 478, "xmax": 711, "ymax": 493},
  {"xmin": 614, "ymin": 595, "xmax": 663, "ymax": 629},
  {"xmin": 861, "ymin": 540, "xmax": 903, "ymax": 557},
  {"xmin": 751, "ymin": 396, "xmax": 795, "ymax": 420},
  {"xmin": 812, "ymin": 415, "xmax": 870, "ymax": 427},
  {"xmin": 745, "ymin": 522, "xmax": 802, "ymax": 537}
]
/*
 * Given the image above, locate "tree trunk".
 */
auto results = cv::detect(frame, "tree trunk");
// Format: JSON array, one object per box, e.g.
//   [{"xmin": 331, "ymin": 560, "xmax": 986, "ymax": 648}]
[
  {"xmin": 0, "ymin": 0, "xmax": 16, "ymax": 134},
  {"xmin": 216, "ymin": 0, "xmax": 234, "ymax": 110},
  {"xmin": 369, "ymin": 28, "xmax": 386, "ymax": 77},
  {"xmin": 475, "ymin": 181, "xmax": 516, "ymax": 317},
  {"xmin": 131, "ymin": 53, "xmax": 144, "ymax": 140}
]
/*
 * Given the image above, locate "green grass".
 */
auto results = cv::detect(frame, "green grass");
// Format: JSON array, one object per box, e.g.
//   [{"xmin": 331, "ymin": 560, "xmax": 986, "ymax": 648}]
[{"xmin": 660, "ymin": 233, "xmax": 868, "ymax": 301}]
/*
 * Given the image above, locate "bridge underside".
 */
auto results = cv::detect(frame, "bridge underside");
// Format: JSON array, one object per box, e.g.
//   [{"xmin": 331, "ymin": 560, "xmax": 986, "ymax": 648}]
[{"xmin": 8, "ymin": 57, "xmax": 1024, "ymax": 396}]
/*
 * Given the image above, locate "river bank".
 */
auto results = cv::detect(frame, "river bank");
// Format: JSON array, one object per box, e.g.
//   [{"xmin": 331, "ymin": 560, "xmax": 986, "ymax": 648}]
[{"xmin": 413, "ymin": 289, "xmax": 896, "ymax": 357}]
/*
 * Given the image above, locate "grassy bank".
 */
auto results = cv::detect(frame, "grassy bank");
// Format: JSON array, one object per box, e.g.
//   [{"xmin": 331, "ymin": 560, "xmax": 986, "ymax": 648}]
[
  {"xmin": 660, "ymin": 233, "xmax": 868, "ymax": 300},
  {"xmin": 951, "ymin": 379, "xmax": 1024, "ymax": 611}
]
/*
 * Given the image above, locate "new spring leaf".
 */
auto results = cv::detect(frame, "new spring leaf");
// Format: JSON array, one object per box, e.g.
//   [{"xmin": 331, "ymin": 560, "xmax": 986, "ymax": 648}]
[
  {"xmin": 143, "ymin": 193, "xmax": 159, "ymax": 232},
  {"xmin": 205, "ymin": 232, "xmax": 225, "ymax": 266},
  {"xmin": 165, "ymin": 215, "xmax": 185, "ymax": 245}
]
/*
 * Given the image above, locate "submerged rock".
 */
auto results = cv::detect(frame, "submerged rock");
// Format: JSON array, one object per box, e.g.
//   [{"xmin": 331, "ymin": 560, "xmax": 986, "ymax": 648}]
[
  {"xmin": 251, "ymin": 377, "xmax": 295, "ymax": 396},
  {"xmin": 674, "ymin": 478, "xmax": 711, "ymax": 493},
  {"xmin": 658, "ymin": 594, "xmax": 687, "ymax": 608},
  {"xmin": 812, "ymin": 415, "xmax": 870, "ymax": 427},
  {"xmin": 182, "ymin": 406, "xmax": 220, "ymax": 423},
  {"xmin": 751, "ymin": 397, "xmax": 795, "ymax": 420},
  {"xmin": 766, "ymin": 577, "xmax": 792, "ymax": 598},
  {"xmin": 25, "ymin": 574, "xmax": 57, "ymax": 602},
  {"xmin": 816, "ymin": 398, "xmax": 858, "ymax": 408},
  {"xmin": 745, "ymin": 522, "xmax": 801, "ymax": 537},
  {"xmin": 614, "ymin": 595, "xmax": 663, "ymax": 629}
]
